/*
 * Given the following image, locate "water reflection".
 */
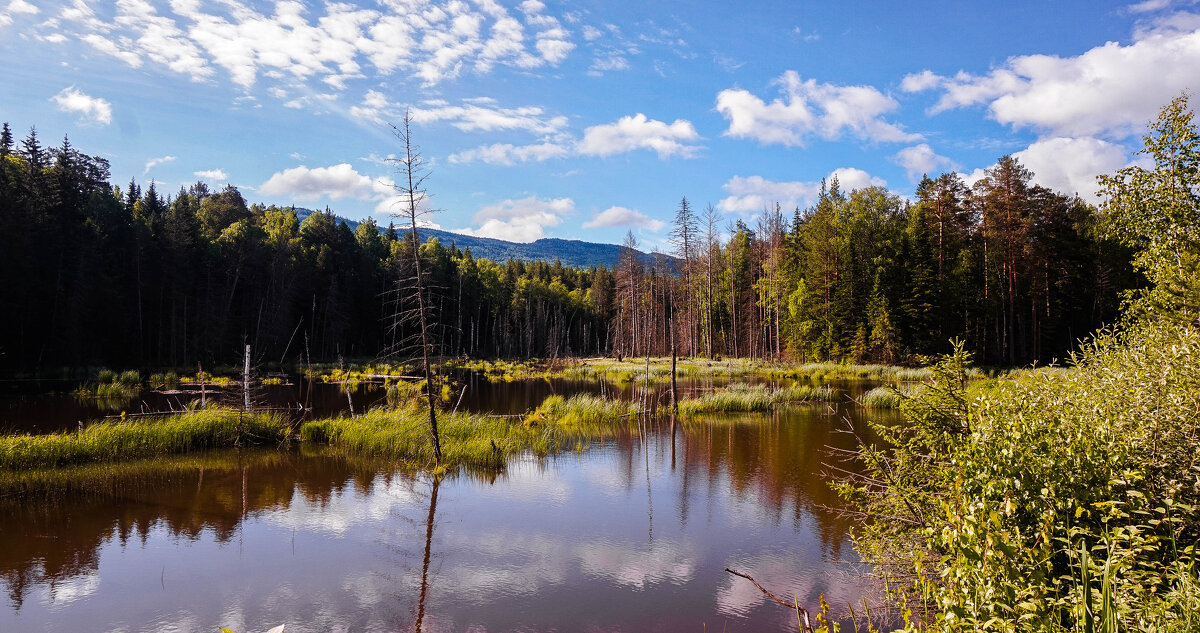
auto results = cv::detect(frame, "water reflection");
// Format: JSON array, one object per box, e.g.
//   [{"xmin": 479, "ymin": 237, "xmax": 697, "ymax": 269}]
[
  {"xmin": 0, "ymin": 371, "xmax": 871, "ymax": 434},
  {"xmin": 1, "ymin": 402, "xmax": 892, "ymax": 632}
]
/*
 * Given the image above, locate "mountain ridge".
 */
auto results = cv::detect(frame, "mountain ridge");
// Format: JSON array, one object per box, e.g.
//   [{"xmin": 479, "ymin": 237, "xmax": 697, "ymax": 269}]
[{"xmin": 293, "ymin": 207, "xmax": 672, "ymax": 269}]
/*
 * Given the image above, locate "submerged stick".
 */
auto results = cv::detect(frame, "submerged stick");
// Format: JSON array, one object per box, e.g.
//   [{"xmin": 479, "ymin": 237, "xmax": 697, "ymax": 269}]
[{"xmin": 724, "ymin": 568, "xmax": 815, "ymax": 632}]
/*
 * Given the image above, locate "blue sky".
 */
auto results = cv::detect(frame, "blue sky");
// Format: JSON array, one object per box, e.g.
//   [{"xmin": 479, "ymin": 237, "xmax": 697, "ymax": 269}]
[{"xmin": 2, "ymin": 0, "xmax": 1197, "ymax": 251}]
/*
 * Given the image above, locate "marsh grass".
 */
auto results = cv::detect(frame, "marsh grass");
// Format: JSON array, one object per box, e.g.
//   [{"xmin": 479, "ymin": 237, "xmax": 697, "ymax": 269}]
[
  {"xmin": 0, "ymin": 448, "xmax": 291, "ymax": 500},
  {"xmin": 677, "ymin": 383, "xmax": 837, "ymax": 415},
  {"xmin": 301, "ymin": 406, "xmax": 512, "ymax": 469},
  {"xmin": 301, "ymin": 394, "xmax": 647, "ymax": 470},
  {"xmin": 301, "ymin": 406, "xmax": 525, "ymax": 469},
  {"xmin": 0, "ymin": 409, "xmax": 289, "ymax": 469},
  {"xmin": 857, "ymin": 384, "xmax": 927, "ymax": 408},
  {"xmin": 148, "ymin": 371, "xmax": 180, "ymax": 390},
  {"xmin": 525, "ymin": 394, "xmax": 642, "ymax": 429},
  {"xmin": 75, "ymin": 368, "xmax": 144, "ymax": 401},
  {"xmin": 442, "ymin": 357, "xmax": 947, "ymax": 388}
]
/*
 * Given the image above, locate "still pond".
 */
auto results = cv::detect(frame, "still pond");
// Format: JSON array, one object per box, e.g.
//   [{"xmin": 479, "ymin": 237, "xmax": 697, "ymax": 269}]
[{"xmin": 0, "ymin": 375, "xmax": 893, "ymax": 632}]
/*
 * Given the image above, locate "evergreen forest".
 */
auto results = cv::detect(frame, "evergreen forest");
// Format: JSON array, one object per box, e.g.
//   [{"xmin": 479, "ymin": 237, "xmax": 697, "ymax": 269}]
[{"xmin": 0, "ymin": 121, "xmax": 1138, "ymax": 374}]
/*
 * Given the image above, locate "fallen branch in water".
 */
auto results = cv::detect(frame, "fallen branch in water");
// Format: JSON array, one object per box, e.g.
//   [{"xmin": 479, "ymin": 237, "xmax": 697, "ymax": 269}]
[{"xmin": 724, "ymin": 568, "xmax": 815, "ymax": 632}]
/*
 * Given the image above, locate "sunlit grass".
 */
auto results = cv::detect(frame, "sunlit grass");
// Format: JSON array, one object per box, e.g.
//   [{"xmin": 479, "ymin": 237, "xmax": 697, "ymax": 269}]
[
  {"xmin": 856, "ymin": 384, "xmax": 928, "ymax": 408},
  {"xmin": 676, "ymin": 383, "xmax": 837, "ymax": 415},
  {"xmin": 0, "ymin": 409, "xmax": 290, "ymax": 469}
]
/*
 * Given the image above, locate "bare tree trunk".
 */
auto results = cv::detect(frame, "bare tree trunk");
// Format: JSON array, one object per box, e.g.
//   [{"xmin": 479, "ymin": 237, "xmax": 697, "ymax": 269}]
[{"xmin": 392, "ymin": 111, "xmax": 442, "ymax": 463}]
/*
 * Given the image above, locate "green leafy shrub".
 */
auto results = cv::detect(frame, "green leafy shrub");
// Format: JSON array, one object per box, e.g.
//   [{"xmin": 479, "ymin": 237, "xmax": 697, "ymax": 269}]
[{"xmin": 843, "ymin": 325, "xmax": 1200, "ymax": 631}]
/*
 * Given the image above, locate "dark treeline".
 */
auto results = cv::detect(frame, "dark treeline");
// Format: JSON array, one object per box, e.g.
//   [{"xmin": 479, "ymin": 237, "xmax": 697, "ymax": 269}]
[
  {"xmin": 0, "ymin": 122, "xmax": 1136, "ymax": 373},
  {"xmin": 0, "ymin": 123, "xmax": 616, "ymax": 373},
  {"xmin": 616, "ymin": 163, "xmax": 1138, "ymax": 366}
]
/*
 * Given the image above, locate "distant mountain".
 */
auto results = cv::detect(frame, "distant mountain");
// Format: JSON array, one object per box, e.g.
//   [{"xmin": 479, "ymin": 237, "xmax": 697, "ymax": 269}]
[{"xmin": 293, "ymin": 208, "xmax": 672, "ymax": 269}]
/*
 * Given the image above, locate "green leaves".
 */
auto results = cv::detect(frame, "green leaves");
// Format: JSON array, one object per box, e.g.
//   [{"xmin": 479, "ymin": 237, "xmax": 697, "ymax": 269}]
[
  {"xmin": 1099, "ymin": 93, "xmax": 1200, "ymax": 323},
  {"xmin": 844, "ymin": 318, "xmax": 1200, "ymax": 631}
]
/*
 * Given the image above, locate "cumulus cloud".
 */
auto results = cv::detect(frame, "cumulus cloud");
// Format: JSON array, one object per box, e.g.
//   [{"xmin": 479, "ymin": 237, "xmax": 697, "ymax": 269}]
[
  {"xmin": 58, "ymin": 0, "xmax": 576, "ymax": 94},
  {"xmin": 716, "ymin": 70, "xmax": 920, "ymax": 147},
  {"xmin": 717, "ymin": 168, "xmax": 887, "ymax": 215},
  {"xmin": 1013, "ymin": 137, "xmax": 1129, "ymax": 202},
  {"xmin": 582, "ymin": 206, "xmax": 666, "ymax": 231},
  {"xmin": 143, "ymin": 155, "xmax": 176, "ymax": 175},
  {"xmin": 0, "ymin": 0, "xmax": 36, "ymax": 28},
  {"xmin": 258, "ymin": 163, "xmax": 405, "ymax": 213},
  {"xmin": 194, "ymin": 168, "xmax": 228, "ymax": 181},
  {"xmin": 456, "ymin": 196, "xmax": 573, "ymax": 242},
  {"xmin": 51, "ymin": 87, "xmax": 112, "ymax": 125},
  {"xmin": 902, "ymin": 18, "xmax": 1200, "ymax": 138},
  {"xmin": 577, "ymin": 113, "xmax": 703, "ymax": 159},
  {"xmin": 893, "ymin": 143, "xmax": 960, "ymax": 181},
  {"xmin": 259, "ymin": 163, "xmax": 377, "ymax": 201}
]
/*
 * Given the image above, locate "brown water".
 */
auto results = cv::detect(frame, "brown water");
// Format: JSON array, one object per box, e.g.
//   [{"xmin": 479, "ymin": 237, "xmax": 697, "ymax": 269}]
[
  {"xmin": 0, "ymin": 372, "xmax": 869, "ymax": 433},
  {"xmin": 0, "ymin": 388, "xmax": 894, "ymax": 632}
]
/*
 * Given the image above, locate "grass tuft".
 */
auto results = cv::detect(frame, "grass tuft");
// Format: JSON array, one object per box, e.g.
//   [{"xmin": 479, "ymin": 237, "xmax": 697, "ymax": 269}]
[
  {"xmin": 0, "ymin": 408, "xmax": 290, "ymax": 469},
  {"xmin": 677, "ymin": 383, "xmax": 837, "ymax": 415}
]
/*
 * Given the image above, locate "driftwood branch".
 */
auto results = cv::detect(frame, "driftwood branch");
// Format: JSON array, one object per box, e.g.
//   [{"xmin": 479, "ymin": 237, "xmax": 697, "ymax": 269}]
[{"xmin": 724, "ymin": 568, "xmax": 815, "ymax": 632}]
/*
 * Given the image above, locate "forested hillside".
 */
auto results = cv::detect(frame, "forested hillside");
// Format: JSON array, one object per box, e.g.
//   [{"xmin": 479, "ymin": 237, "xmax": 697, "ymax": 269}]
[
  {"xmin": 292, "ymin": 207, "xmax": 670, "ymax": 270},
  {"xmin": 0, "ymin": 122, "xmax": 1136, "ymax": 373}
]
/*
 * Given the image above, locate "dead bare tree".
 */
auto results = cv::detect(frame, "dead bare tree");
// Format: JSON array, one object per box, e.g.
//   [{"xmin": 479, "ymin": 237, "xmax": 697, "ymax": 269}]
[{"xmin": 388, "ymin": 109, "xmax": 442, "ymax": 463}]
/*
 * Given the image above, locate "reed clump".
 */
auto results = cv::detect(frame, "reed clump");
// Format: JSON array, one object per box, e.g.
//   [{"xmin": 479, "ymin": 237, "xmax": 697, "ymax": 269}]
[
  {"xmin": 0, "ymin": 409, "xmax": 290, "ymax": 469},
  {"xmin": 300, "ymin": 405, "xmax": 553, "ymax": 469},
  {"xmin": 857, "ymin": 384, "xmax": 927, "ymax": 408},
  {"xmin": 677, "ymin": 383, "xmax": 837, "ymax": 415},
  {"xmin": 525, "ymin": 394, "xmax": 642, "ymax": 429},
  {"xmin": 148, "ymin": 371, "xmax": 180, "ymax": 390},
  {"xmin": 75, "ymin": 368, "xmax": 143, "ymax": 400}
]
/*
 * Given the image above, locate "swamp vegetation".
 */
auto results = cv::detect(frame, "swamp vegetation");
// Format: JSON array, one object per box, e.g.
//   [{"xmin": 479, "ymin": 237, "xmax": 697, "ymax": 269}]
[
  {"xmin": 832, "ymin": 96, "xmax": 1200, "ymax": 632},
  {"xmin": 0, "ymin": 95, "xmax": 1198, "ymax": 631}
]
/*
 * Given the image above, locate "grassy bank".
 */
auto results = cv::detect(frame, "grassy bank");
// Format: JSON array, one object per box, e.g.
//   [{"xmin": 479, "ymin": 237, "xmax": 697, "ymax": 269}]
[
  {"xmin": 0, "ymin": 448, "xmax": 293, "ymax": 499},
  {"xmin": 0, "ymin": 409, "xmax": 290, "ymax": 469},
  {"xmin": 438, "ymin": 356, "xmax": 953, "ymax": 385}
]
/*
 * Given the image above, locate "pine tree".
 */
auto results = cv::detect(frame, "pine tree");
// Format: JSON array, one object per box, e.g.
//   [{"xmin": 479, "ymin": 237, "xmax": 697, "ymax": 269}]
[{"xmin": 0, "ymin": 123, "xmax": 13, "ymax": 156}]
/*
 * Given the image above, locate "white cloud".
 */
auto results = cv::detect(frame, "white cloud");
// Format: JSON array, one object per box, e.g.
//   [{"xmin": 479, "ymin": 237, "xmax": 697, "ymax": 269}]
[
  {"xmin": 51, "ymin": 87, "xmax": 112, "ymax": 125},
  {"xmin": 832, "ymin": 167, "xmax": 888, "ymax": 191},
  {"xmin": 893, "ymin": 143, "xmax": 960, "ymax": 181},
  {"xmin": 143, "ymin": 155, "xmax": 176, "ymax": 175},
  {"xmin": 411, "ymin": 101, "xmax": 569, "ymax": 135},
  {"xmin": 577, "ymin": 113, "xmax": 702, "ymax": 159},
  {"xmin": 716, "ymin": 70, "xmax": 920, "ymax": 147},
  {"xmin": 7, "ymin": 0, "xmax": 37, "ymax": 15},
  {"xmin": 589, "ymin": 54, "xmax": 629, "ymax": 74},
  {"xmin": 583, "ymin": 206, "xmax": 666, "ymax": 231},
  {"xmin": 456, "ymin": 196, "xmax": 573, "ymax": 242},
  {"xmin": 1128, "ymin": 0, "xmax": 1172, "ymax": 13},
  {"xmin": 1012, "ymin": 137, "xmax": 1129, "ymax": 203},
  {"xmin": 448, "ymin": 142, "xmax": 570, "ymax": 165},
  {"xmin": 194, "ymin": 168, "xmax": 228, "ymax": 181},
  {"xmin": 59, "ymin": 0, "xmax": 576, "ymax": 94},
  {"xmin": 717, "ymin": 175, "xmax": 821, "ymax": 215},
  {"xmin": 717, "ymin": 168, "xmax": 887, "ymax": 214},
  {"xmin": 259, "ymin": 163, "xmax": 404, "ymax": 213},
  {"xmin": 350, "ymin": 91, "xmax": 570, "ymax": 140},
  {"xmin": 903, "ymin": 19, "xmax": 1200, "ymax": 138},
  {"xmin": 258, "ymin": 163, "xmax": 377, "ymax": 201}
]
